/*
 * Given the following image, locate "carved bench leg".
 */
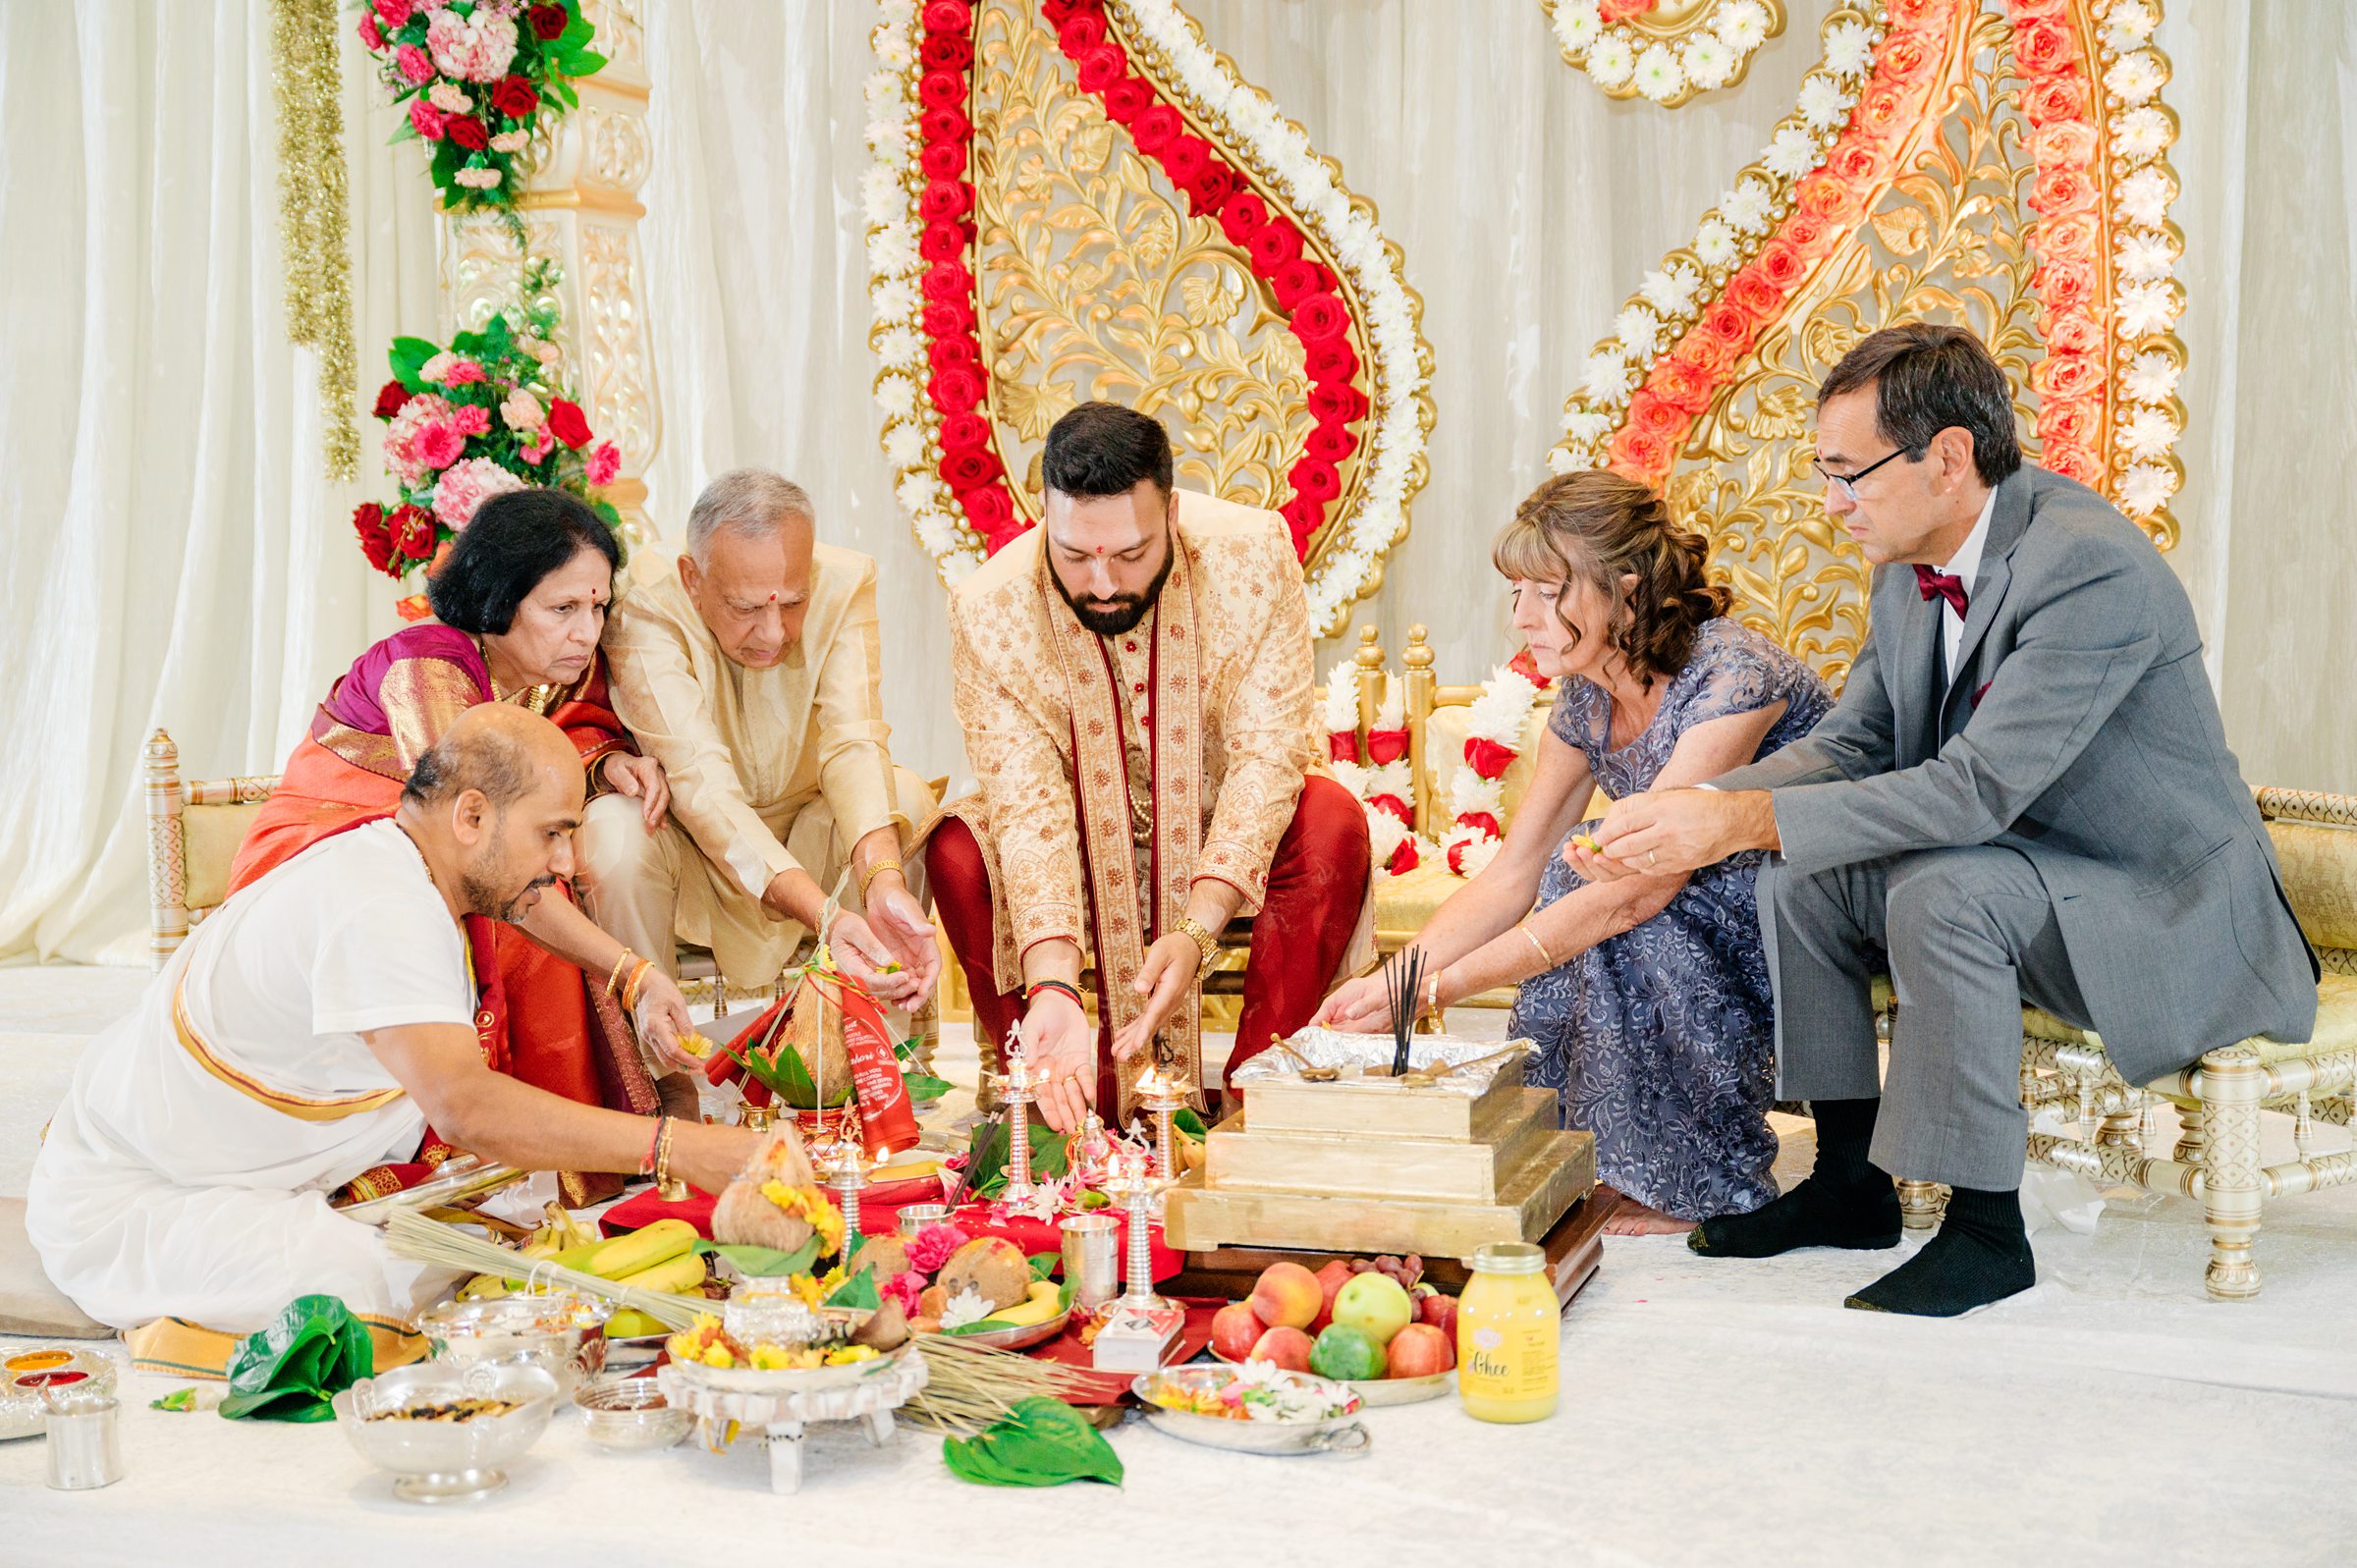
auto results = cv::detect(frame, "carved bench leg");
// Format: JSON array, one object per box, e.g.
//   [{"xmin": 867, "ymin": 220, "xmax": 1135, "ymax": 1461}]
[
  {"xmin": 1895, "ymin": 1179, "xmax": 1947, "ymax": 1230},
  {"xmin": 2172, "ymin": 1101, "xmax": 2208, "ymax": 1168},
  {"xmin": 2198, "ymin": 1044, "xmax": 2264, "ymax": 1301}
]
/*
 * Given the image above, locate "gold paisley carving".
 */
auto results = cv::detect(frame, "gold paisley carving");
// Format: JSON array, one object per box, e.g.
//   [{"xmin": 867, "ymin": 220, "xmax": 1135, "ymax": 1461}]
[
  {"xmin": 971, "ymin": 4, "xmax": 1317, "ymax": 515},
  {"xmin": 1672, "ymin": 7, "xmax": 2040, "ymax": 687}
]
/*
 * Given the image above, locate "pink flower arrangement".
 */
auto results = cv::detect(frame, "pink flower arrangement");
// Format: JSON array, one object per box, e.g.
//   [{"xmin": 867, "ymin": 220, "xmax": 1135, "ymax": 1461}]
[
  {"xmin": 360, "ymin": 0, "xmax": 605, "ymax": 212},
  {"xmin": 354, "ymin": 303, "xmax": 623, "ymax": 588},
  {"xmin": 904, "ymin": 1222, "xmax": 970, "ymax": 1274},
  {"xmin": 882, "ymin": 1271, "xmax": 927, "ymax": 1318}
]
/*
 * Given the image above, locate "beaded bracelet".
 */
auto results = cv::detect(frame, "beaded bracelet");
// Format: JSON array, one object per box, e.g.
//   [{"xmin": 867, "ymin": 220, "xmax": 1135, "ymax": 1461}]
[{"xmin": 641, "ymin": 1114, "xmax": 665, "ymax": 1177}]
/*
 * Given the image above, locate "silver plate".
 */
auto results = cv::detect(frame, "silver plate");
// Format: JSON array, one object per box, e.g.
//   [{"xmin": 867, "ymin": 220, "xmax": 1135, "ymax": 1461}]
[
  {"xmin": 1131, "ymin": 1366, "xmax": 1371, "ymax": 1456},
  {"xmin": 1233, "ymin": 1031, "xmax": 1530, "ymax": 1093},
  {"xmin": 335, "ymin": 1154, "xmax": 526, "ymax": 1225}
]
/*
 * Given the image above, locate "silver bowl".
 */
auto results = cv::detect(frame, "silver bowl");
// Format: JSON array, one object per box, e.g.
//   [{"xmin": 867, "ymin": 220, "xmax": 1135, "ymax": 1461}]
[
  {"xmin": 419, "ymin": 1292, "xmax": 611, "ymax": 1397},
  {"xmin": 1131, "ymin": 1366, "xmax": 1371, "ymax": 1456},
  {"xmin": 573, "ymin": 1375, "xmax": 689, "ymax": 1453},
  {"xmin": 332, "ymin": 1361, "xmax": 559, "ymax": 1503}
]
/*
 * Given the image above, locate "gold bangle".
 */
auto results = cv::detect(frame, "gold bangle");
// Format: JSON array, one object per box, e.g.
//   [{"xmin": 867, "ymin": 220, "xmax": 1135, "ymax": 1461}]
[
  {"xmin": 1518, "ymin": 923, "xmax": 1555, "ymax": 970},
  {"xmin": 1175, "ymin": 915, "xmax": 1221, "ymax": 981},
  {"xmin": 653, "ymin": 1115, "xmax": 676, "ymax": 1186},
  {"xmin": 605, "ymin": 949, "xmax": 638, "ymax": 1000},
  {"xmin": 621, "ymin": 957, "xmax": 655, "ymax": 1012},
  {"xmin": 857, "ymin": 856, "xmax": 904, "ymax": 900}
]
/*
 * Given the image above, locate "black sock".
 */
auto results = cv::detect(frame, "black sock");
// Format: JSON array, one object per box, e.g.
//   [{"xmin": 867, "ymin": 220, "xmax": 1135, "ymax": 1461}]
[
  {"xmin": 1845, "ymin": 1185, "xmax": 2035, "ymax": 1317},
  {"xmin": 1686, "ymin": 1098, "xmax": 1899, "ymax": 1259}
]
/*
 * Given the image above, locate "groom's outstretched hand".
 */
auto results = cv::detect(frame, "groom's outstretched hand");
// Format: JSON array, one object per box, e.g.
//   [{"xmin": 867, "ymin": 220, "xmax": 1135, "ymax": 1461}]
[{"xmin": 1578, "ymin": 788, "xmax": 1780, "ymax": 881}]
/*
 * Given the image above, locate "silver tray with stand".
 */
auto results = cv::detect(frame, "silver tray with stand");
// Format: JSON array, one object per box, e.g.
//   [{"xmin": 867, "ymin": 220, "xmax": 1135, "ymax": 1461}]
[{"xmin": 334, "ymin": 1154, "xmax": 526, "ymax": 1225}]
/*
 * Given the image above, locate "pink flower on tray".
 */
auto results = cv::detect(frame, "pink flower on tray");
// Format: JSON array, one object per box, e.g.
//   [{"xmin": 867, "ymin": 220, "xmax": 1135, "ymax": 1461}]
[
  {"xmin": 882, "ymin": 1271, "xmax": 927, "ymax": 1318},
  {"xmin": 432, "ymin": 456, "xmax": 527, "ymax": 529},
  {"xmin": 396, "ymin": 44, "xmax": 434, "ymax": 84},
  {"xmin": 904, "ymin": 1222, "xmax": 970, "ymax": 1274},
  {"xmin": 584, "ymin": 441, "xmax": 621, "ymax": 486}
]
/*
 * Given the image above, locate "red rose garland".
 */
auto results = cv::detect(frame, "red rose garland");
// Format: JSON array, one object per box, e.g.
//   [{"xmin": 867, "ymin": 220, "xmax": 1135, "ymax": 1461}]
[{"xmin": 911, "ymin": 0, "xmax": 1374, "ymax": 561}]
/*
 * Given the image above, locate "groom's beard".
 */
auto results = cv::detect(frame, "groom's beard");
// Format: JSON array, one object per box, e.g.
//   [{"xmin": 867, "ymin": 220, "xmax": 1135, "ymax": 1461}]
[{"xmin": 1055, "ymin": 536, "xmax": 1174, "ymax": 637}]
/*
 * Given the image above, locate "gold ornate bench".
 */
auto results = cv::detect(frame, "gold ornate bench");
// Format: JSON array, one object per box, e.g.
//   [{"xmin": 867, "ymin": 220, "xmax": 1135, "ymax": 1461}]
[{"xmin": 1888, "ymin": 786, "xmax": 2357, "ymax": 1300}]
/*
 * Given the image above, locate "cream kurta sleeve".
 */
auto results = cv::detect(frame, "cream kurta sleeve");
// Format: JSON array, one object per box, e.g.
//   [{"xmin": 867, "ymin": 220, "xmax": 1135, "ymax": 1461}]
[
  {"xmin": 604, "ymin": 605, "xmax": 800, "ymax": 903},
  {"xmin": 949, "ymin": 597, "xmax": 1088, "ymax": 960},
  {"xmin": 1194, "ymin": 527, "xmax": 1316, "ymax": 911},
  {"xmin": 810, "ymin": 558, "xmax": 905, "ymax": 852}
]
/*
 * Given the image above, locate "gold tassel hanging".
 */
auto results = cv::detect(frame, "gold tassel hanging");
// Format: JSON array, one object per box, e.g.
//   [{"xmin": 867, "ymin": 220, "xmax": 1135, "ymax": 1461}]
[{"xmin": 270, "ymin": 0, "xmax": 359, "ymax": 481}]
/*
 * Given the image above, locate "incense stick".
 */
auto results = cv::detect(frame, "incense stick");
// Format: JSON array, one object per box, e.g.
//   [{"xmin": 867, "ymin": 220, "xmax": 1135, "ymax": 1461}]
[{"xmin": 1388, "ymin": 946, "xmax": 1424, "ymax": 1078}]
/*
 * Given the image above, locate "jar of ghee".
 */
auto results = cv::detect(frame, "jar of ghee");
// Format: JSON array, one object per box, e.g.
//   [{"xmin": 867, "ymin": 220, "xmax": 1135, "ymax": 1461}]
[{"xmin": 1455, "ymin": 1242, "xmax": 1559, "ymax": 1423}]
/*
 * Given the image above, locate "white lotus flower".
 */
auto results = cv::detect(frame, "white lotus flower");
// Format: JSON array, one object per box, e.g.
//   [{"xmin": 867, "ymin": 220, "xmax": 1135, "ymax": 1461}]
[
  {"xmin": 2117, "ymin": 406, "xmax": 2179, "ymax": 460},
  {"xmin": 1822, "ymin": 21, "xmax": 1875, "ymax": 79},
  {"xmin": 2116, "ymin": 461, "xmax": 2177, "ymax": 514},
  {"xmin": 1721, "ymin": 177, "xmax": 1775, "ymax": 236},
  {"xmin": 2113, "ymin": 106, "xmax": 2171, "ymax": 164},
  {"xmin": 2116, "ymin": 279, "xmax": 2180, "ymax": 336},
  {"xmin": 2115, "ymin": 167, "xmax": 2174, "ymax": 229},
  {"xmin": 1796, "ymin": 74, "xmax": 1851, "ymax": 131},
  {"xmin": 1552, "ymin": 0, "xmax": 1603, "ymax": 52},
  {"xmin": 1764, "ymin": 126, "xmax": 1821, "ymax": 180},
  {"xmin": 1587, "ymin": 34, "xmax": 1635, "ymax": 87},
  {"xmin": 2105, "ymin": 51, "xmax": 2165, "ymax": 105},
  {"xmin": 1693, "ymin": 218, "xmax": 1739, "ymax": 270},
  {"xmin": 1584, "ymin": 348, "xmax": 1634, "ymax": 401},
  {"xmin": 874, "ymin": 373, "xmax": 918, "ymax": 419},
  {"xmin": 2115, "ymin": 230, "xmax": 2177, "ymax": 283},
  {"xmin": 1616, "ymin": 304, "xmax": 1664, "ymax": 357},
  {"xmin": 2121, "ymin": 349, "xmax": 2183, "ymax": 403},
  {"xmin": 1715, "ymin": 0, "xmax": 1772, "ymax": 51},
  {"xmin": 1682, "ymin": 36, "xmax": 1736, "ymax": 90},
  {"xmin": 1634, "ymin": 43, "xmax": 1684, "ymax": 102}
]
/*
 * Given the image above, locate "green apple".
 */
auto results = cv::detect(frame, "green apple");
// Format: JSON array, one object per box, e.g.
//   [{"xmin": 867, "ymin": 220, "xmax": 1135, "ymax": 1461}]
[
  {"xmin": 1308, "ymin": 1324, "xmax": 1387, "ymax": 1380},
  {"xmin": 1330, "ymin": 1271, "xmax": 1414, "ymax": 1345}
]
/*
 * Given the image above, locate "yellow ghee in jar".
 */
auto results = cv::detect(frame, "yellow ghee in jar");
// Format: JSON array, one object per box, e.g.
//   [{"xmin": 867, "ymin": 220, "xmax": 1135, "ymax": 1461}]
[{"xmin": 1455, "ymin": 1242, "xmax": 1559, "ymax": 1423}]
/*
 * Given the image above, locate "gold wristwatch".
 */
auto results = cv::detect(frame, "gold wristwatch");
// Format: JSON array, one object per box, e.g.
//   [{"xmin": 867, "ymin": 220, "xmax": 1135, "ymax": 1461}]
[{"xmin": 1175, "ymin": 915, "xmax": 1222, "ymax": 981}]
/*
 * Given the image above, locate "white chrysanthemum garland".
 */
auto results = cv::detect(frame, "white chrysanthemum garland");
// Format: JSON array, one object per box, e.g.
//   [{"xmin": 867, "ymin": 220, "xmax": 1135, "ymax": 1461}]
[
  {"xmin": 865, "ymin": 0, "xmax": 1434, "ymax": 619},
  {"xmin": 1542, "ymin": 0, "xmax": 1785, "ymax": 108},
  {"xmin": 2012, "ymin": 0, "xmax": 2185, "ymax": 537},
  {"xmin": 1548, "ymin": 0, "xmax": 1899, "ymax": 478},
  {"xmin": 1319, "ymin": 661, "xmax": 1436, "ymax": 878},
  {"xmin": 1436, "ymin": 666, "xmax": 1549, "ymax": 878}
]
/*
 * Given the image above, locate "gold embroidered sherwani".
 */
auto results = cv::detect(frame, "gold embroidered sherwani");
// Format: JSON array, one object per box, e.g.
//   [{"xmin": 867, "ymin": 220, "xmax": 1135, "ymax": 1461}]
[
  {"xmin": 581, "ymin": 542, "xmax": 935, "ymax": 987},
  {"xmin": 934, "ymin": 490, "xmax": 1337, "ymax": 1112}
]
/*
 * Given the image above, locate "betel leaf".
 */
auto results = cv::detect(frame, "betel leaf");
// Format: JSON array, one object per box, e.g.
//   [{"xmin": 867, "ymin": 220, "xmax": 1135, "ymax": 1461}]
[
  {"xmin": 696, "ymin": 1237, "xmax": 821, "ymax": 1279},
  {"xmin": 943, "ymin": 1396, "xmax": 1123, "ymax": 1487},
  {"xmin": 1175, "ymin": 1108, "xmax": 1208, "ymax": 1139},
  {"xmin": 389, "ymin": 336, "xmax": 441, "ymax": 390},
  {"xmin": 825, "ymin": 1269, "xmax": 880, "ymax": 1312},
  {"xmin": 903, "ymin": 1072, "xmax": 955, "ymax": 1103},
  {"xmin": 966, "ymin": 1124, "xmax": 1070, "ymax": 1199},
  {"xmin": 1027, "ymin": 1252, "xmax": 1060, "ymax": 1281}
]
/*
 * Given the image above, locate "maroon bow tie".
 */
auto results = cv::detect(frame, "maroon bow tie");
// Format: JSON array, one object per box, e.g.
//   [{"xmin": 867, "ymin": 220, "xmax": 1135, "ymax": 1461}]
[{"xmin": 1914, "ymin": 565, "xmax": 1969, "ymax": 617}]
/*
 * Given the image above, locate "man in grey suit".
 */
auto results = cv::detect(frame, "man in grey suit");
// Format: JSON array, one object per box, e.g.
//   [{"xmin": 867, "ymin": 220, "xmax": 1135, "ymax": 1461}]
[{"xmin": 1579, "ymin": 323, "xmax": 2316, "ymax": 1316}]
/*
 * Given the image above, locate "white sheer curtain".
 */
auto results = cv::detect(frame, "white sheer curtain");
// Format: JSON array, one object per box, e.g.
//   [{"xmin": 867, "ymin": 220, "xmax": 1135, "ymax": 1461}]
[
  {"xmin": 4, "ymin": 0, "xmax": 2351, "ymax": 964},
  {"xmin": 0, "ymin": 0, "xmax": 437, "ymax": 963}
]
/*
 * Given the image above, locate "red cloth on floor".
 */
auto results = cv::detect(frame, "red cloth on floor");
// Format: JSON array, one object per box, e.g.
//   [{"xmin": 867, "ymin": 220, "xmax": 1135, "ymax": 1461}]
[{"xmin": 929, "ymin": 773, "xmax": 1369, "ymax": 1111}]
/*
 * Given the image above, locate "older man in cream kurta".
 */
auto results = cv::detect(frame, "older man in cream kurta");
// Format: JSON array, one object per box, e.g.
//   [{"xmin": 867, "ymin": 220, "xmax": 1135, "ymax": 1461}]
[{"xmin": 577, "ymin": 471, "xmax": 939, "ymax": 1002}]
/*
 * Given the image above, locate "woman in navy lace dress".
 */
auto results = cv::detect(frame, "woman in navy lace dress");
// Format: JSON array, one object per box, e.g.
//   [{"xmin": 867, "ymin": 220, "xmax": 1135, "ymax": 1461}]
[{"xmin": 1316, "ymin": 471, "xmax": 1829, "ymax": 1233}]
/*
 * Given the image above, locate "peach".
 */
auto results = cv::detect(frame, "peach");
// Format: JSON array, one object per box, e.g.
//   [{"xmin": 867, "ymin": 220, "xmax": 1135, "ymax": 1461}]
[
  {"xmin": 1386, "ymin": 1322, "xmax": 1453, "ymax": 1378},
  {"xmin": 1247, "ymin": 1261, "xmax": 1322, "ymax": 1329},
  {"xmin": 1249, "ymin": 1325, "xmax": 1315, "ymax": 1372},
  {"xmin": 1211, "ymin": 1302, "xmax": 1264, "ymax": 1362}
]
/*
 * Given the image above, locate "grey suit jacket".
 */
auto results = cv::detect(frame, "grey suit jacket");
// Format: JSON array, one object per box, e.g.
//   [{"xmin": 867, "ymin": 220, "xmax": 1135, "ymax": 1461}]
[{"xmin": 1714, "ymin": 466, "xmax": 2317, "ymax": 1083}]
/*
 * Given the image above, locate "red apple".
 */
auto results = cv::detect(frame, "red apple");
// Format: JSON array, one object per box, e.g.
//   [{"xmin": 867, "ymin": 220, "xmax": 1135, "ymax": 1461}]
[
  {"xmin": 1211, "ymin": 1302, "xmax": 1263, "ymax": 1363},
  {"xmin": 1247, "ymin": 1261, "xmax": 1321, "ymax": 1329},
  {"xmin": 1417, "ymin": 1290, "xmax": 1458, "ymax": 1341},
  {"xmin": 1386, "ymin": 1322, "xmax": 1453, "ymax": 1378},
  {"xmin": 1310, "ymin": 1260, "xmax": 1354, "ymax": 1332},
  {"xmin": 1250, "ymin": 1325, "xmax": 1315, "ymax": 1372}
]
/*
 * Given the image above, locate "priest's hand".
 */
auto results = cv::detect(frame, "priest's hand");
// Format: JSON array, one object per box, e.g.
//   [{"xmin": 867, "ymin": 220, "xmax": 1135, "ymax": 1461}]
[
  {"xmin": 630, "ymin": 967, "xmax": 706, "ymax": 1071},
  {"xmin": 1112, "ymin": 933, "xmax": 1201, "ymax": 1062},
  {"xmin": 1587, "ymin": 787, "xmax": 1778, "ymax": 879},
  {"xmin": 601, "ymin": 753, "xmax": 671, "ymax": 832},
  {"xmin": 1310, "ymin": 973, "xmax": 1393, "ymax": 1033},
  {"xmin": 1024, "ymin": 990, "xmax": 1096, "ymax": 1133},
  {"xmin": 830, "ymin": 911, "xmax": 929, "ymax": 1010},
  {"xmin": 865, "ymin": 878, "xmax": 943, "ymax": 1007}
]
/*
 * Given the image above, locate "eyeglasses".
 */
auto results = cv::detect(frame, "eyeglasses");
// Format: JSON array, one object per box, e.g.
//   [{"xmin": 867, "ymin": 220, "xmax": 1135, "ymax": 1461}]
[{"xmin": 1812, "ymin": 446, "xmax": 1916, "ymax": 503}]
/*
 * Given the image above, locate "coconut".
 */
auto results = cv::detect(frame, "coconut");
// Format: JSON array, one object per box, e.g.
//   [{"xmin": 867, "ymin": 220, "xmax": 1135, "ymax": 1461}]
[{"xmin": 936, "ymin": 1235, "xmax": 1031, "ymax": 1313}]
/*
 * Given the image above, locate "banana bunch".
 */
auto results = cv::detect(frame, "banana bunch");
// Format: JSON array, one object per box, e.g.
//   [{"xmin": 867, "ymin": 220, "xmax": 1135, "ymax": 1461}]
[
  {"xmin": 458, "ymin": 1210, "xmax": 708, "ymax": 1314},
  {"xmin": 988, "ymin": 1280, "xmax": 1066, "ymax": 1329}
]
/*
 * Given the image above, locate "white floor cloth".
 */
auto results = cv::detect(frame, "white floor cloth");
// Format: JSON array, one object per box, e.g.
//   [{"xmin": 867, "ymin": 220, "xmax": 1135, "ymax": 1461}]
[{"xmin": 3, "ymin": 966, "xmax": 2354, "ymax": 1565}]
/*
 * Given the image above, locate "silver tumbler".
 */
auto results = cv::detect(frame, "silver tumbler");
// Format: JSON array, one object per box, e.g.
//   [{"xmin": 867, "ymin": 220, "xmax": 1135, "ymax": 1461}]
[
  {"xmin": 1059, "ymin": 1213, "xmax": 1120, "ymax": 1314},
  {"xmin": 45, "ymin": 1394, "xmax": 125, "ymax": 1490}
]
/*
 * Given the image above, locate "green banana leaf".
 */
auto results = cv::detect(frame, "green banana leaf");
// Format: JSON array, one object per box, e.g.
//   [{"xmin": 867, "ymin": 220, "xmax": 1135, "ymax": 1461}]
[
  {"xmin": 696, "ymin": 1237, "xmax": 822, "ymax": 1278},
  {"xmin": 218, "ymin": 1295, "xmax": 373, "ymax": 1423},
  {"xmin": 964, "ymin": 1119, "xmax": 1070, "ymax": 1199},
  {"xmin": 943, "ymin": 1396, "xmax": 1123, "ymax": 1487}
]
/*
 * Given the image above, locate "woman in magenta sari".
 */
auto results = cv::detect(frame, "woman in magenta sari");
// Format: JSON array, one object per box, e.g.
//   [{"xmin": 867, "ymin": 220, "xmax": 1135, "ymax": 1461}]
[{"xmin": 229, "ymin": 490, "xmax": 694, "ymax": 1204}]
